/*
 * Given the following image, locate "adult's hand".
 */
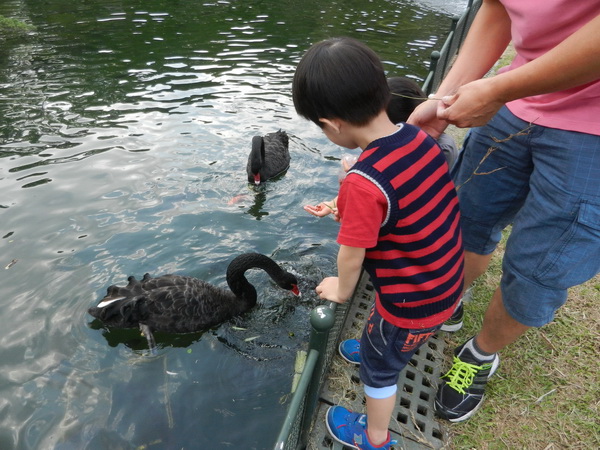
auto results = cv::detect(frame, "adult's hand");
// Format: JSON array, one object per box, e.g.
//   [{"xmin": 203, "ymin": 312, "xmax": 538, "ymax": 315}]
[{"xmin": 438, "ymin": 78, "xmax": 506, "ymax": 128}]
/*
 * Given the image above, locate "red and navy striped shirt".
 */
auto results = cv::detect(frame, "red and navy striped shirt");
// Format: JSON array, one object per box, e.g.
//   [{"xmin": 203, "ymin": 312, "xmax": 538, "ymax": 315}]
[{"xmin": 337, "ymin": 124, "xmax": 464, "ymax": 329}]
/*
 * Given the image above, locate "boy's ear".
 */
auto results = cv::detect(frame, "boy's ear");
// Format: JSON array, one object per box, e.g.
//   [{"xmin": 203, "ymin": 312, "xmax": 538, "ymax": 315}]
[{"xmin": 319, "ymin": 118, "xmax": 342, "ymax": 134}]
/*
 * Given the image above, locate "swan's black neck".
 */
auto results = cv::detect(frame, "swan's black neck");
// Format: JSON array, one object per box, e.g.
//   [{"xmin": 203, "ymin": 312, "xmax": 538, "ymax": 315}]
[
  {"xmin": 225, "ymin": 253, "xmax": 288, "ymax": 305},
  {"xmin": 249, "ymin": 136, "xmax": 265, "ymax": 173}
]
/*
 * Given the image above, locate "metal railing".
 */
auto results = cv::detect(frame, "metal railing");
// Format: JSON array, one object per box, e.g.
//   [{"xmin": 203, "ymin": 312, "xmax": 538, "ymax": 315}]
[
  {"xmin": 274, "ymin": 300, "xmax": 351, "ymax": 450},
  {"xmin": 422, "ymin": 0, "xmax": 482, "ymax": 95}
]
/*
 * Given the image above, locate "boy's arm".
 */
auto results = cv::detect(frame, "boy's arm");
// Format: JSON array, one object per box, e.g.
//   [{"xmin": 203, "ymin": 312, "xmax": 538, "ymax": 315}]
[{"xmin": 316, "ymin": 245, "xmax": 365, "ymax": 304}]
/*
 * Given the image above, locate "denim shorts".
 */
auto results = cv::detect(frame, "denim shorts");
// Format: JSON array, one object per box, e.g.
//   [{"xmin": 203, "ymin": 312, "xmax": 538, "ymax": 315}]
[
  {"xmin": 359, "ymin": 305, "xmax": 440, "ymax": 388},
  {"xmin": 452, "ymin": 106, "xmax": 600, "ymax": 326}
]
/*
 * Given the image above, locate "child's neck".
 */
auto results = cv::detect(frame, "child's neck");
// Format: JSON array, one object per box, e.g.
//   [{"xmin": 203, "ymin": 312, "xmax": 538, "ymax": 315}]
[{"xmin": 353, "ymin": 110, "xmax": 400, "ymax": 150}]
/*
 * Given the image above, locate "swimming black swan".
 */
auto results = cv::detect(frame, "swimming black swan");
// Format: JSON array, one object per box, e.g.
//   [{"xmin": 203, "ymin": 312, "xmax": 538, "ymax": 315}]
[
  {"xmin": 246, "ymin": 130, "xmax": 290, "ymax": 184},
  {"xmin": 88, "ymin": 253, "xmax": 300, "ymax": 350}
]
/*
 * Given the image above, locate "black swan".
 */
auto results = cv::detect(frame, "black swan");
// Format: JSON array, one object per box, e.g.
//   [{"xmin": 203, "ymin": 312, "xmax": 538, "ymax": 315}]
[
  {"xmin": 246, "ymin": 130, "xmax": 290, "ymax": 185},
  {"xmin": 88, "ymin": 253, "xmax": 300, "ymax": 350}
]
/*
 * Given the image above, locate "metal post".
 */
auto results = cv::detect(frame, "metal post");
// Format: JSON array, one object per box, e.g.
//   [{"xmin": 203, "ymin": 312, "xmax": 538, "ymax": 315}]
[
  {"xmin": 423, "ymin": 50, "xmax": 440, "ymax": 95},
  {"xmin": 273, "ymin": 349, "xmax": 319, "ymax": 450},
  {"xmin": 297, "ymin": 304, "xmax": 336, "ymax": 448}
]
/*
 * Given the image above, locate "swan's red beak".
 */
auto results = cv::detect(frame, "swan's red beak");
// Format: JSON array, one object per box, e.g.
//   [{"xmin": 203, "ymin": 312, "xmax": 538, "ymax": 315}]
[
  {"xmin": 253, "ymin": 174, "xmax": 261, "ymax": 185},
  {"xmin": 291, "ymin": 285, "xmax": 300, "ymax": 296}
]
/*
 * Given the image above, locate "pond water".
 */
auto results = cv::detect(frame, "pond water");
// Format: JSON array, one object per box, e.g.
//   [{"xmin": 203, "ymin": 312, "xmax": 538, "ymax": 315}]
[{"xmin": 0, "ymin": 0, "xmax": 465, "ymax": 448}]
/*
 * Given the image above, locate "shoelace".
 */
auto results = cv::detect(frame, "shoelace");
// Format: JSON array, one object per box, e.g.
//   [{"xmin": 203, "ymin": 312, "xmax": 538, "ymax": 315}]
[{"xmin": 442, "ymin": 355, "xmax": 488, "ymax": 394}]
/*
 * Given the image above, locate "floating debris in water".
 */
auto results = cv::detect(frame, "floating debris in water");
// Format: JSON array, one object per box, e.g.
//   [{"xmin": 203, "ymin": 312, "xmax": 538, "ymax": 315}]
[{"xmin": 5, "ymin": 259, "xmax": 17, "ymax": 270}]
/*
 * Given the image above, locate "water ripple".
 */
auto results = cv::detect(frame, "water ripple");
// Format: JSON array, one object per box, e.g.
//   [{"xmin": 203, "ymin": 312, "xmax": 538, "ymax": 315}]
[{"xmin": 0, "ymin": 0, "xmax": 453, "ymax": 447}]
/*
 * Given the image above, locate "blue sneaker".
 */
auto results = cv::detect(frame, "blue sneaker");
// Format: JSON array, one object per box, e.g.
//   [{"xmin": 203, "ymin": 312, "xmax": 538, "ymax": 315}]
[
  {"xmin": 326, "ymin": 406, "xmax": 395, "ymax": 450},
  {"xmin": 339, "ymin": 339, "xmax": 361, "ymax": 364}
]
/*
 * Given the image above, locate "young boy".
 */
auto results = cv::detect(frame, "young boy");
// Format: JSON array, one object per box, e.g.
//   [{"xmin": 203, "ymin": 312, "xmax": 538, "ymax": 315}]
[
  {"xmin": 305, "ymin": 77, "xmax": 459, "ymax": 220},
  {"xmin": 293, "ymin": 37, "xmax": 464, "ymax": 449}
]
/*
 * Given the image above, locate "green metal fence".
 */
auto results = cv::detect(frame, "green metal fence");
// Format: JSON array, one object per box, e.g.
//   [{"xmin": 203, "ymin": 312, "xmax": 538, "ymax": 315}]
[
  {"xmin": 274, "ymin": 2, "xmax": 483, "ymax": 448},
  {"xmin": 274, "ymin": 299, "xmax": 352, "ymax": 450},
  {"xmin": 422, "ymin": 0, "xmax": 482, "ymax": 95}
]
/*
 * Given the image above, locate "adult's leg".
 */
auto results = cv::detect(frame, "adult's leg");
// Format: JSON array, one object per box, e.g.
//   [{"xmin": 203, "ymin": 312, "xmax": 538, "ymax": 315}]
[
  {"xmin": 436, "ymin": 109, "xmax": 542, "ymax": 422},
  {"xmin": 451, "ymin": 108, "xmax": 534, "ymax": 291},
  {"xmin": 476, "ymin": 287, "xmax": 530, "ymax": 354},
  {"xmin": 463, "ymin": 250, "xmax": 494, "ymax": 292},
  {"xmin": 437, "ymin": 111, "xmax": 600, "ymax": 422},
  {"xmin": 473, "ymin": 118, "xmax": 600, "ymax": 356}
]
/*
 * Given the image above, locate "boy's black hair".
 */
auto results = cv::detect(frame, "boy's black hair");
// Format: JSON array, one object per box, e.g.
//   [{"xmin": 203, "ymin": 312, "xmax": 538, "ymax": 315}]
[
  {"xmin": 387, "ymin": 76, "xmax": 426, "ymax": 124},
  {"xmin": 292, "ymin": 37, "xmax": 390, "ymax": 127}
]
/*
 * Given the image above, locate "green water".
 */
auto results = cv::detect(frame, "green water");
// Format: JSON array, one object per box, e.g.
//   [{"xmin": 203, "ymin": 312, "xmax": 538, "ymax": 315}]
[{"xmin": 0, "ymin": 0, "xmax": 462, "ymax": 448}]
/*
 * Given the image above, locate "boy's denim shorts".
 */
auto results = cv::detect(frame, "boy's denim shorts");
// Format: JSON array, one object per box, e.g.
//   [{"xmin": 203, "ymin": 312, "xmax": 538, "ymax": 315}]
[
  {"xmin": 452, "ymin": 106, "xmax": 600, "ymax": 327},
  {"xmin": 359, "ymin": 305, "xmax": 440, "ymax": 389}
]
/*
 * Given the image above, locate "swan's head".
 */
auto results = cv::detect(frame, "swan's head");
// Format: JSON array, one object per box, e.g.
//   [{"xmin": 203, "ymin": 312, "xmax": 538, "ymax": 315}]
[
  {"xmin": 278, "ymin": 272, "xmax": 301, "ymax": 297},
  {"xmin": 248, "ymin": 136, "xmax": 265, "ymax": 185}
]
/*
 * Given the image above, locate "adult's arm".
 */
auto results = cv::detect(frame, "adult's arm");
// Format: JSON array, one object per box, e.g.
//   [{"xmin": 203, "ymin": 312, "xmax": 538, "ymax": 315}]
[
  {"xmin": 408, "ymin": 0, "xmax": 512, "ymax": 137},
  {"xmin": 439, "ymin": 10, "xmax": 600, "ymax": 128}
]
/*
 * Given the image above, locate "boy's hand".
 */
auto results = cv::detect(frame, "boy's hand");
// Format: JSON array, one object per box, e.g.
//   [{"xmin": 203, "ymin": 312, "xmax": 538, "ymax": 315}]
[
  {"xmin": 303, "ymin": 203, "xmax": 331, "ymax": 217},
  {"xmin": 407, "ymin": 97, "xmax": 449, "ymax": 139},
  {"xmin": 303, "ymin": 201, "xmax": 340, "ymax": 221},
  {"xmin": 315, "ymin": 277, "xmax": 346, "ymax": 303}
]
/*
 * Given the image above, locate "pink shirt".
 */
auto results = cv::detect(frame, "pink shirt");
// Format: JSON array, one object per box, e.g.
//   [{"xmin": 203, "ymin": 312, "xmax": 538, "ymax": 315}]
[{"xmin": 499, "ymin": 0, "xmax": 600, "ymax": 135}]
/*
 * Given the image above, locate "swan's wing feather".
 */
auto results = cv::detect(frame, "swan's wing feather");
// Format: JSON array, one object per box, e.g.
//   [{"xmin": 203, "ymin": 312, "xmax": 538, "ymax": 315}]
[
  {"xmin": 139, "ymin": 282, "xmax": 240, "ymax": 333},
  {"xmin": 139, "ymin": 274, "xmax": 196, "ymax": 290},
  {"xmin": 105, "ymin": 275, "xmax": 145, "ymax": 298},
  {"xmin": 261, "ymin": 131, "xmax": 290, "ymax": 179},
  {"xmin": 88, "ymin": 295, "xmax": 146, "ymax": 328}
]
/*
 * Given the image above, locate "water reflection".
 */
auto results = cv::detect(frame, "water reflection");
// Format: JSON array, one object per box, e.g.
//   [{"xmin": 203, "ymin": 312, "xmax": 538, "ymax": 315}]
[
  {"xmin": 247, "ymin": 187, "xmax": 269, "ymax": 220},
  {"xmin": 89, "ymin": 320, "xmax": 206, "ymax": 351},
  {"xmin": 0, "ymin": 0, "xmax": 455, "ymax": 448}
]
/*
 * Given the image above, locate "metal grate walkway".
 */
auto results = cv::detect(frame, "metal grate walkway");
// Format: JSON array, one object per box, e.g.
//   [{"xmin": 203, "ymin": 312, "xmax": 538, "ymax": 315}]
[{"xmin": 307, "ymin": 273, "xmax": 448, "ymax": 449}]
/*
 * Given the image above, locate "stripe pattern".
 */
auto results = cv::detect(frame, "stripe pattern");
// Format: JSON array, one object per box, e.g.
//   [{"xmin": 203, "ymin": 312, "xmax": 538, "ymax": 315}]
[{"xmin": 349, "ymin": 124, "xmax": 464, "ymax": 328}]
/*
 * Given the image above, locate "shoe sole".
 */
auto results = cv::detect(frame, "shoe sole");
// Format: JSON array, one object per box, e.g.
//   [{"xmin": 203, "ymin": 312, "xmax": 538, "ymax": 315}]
[
  {"xmin": 436, "ymin": 354, "xmax": 500, "ymax": 423},
  {"xmin": 438, "ymin": 396, "xmax": 486, "ymax": 423},
  {"xmin": 324, "ymin": 406, "xmax": 360, "ymax": 450},
  {"xmin": 487, "ymin": 354, "xmax": 500, "ymax": 378},
  {"xmin": 440, "ymin": 321, "xmax": 463, "ymax": 332}
]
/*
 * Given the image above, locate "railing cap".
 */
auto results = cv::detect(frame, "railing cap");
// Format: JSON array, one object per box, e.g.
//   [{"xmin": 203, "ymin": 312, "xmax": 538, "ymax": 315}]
[{"xmin": 310, "ymin": 304, "xmax": 336, "ymax": 331}]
